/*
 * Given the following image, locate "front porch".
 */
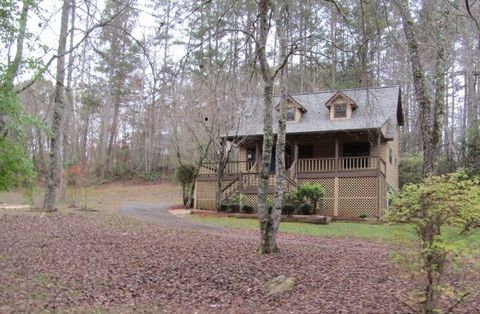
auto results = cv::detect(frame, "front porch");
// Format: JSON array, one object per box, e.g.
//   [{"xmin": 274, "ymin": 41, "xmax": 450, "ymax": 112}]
[
  {"xmin": 199, "ymin": 130, "xmax": 388, "ymax": 180},
  {"xmin": 195, "ymin": 131, "xmax": 389, "ymax": 218}
]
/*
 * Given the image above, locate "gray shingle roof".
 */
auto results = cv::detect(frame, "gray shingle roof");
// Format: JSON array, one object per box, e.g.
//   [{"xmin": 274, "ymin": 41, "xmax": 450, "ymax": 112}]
[{"xmin": 229, "ymin": 86, "xmax": 402, "ymax": 139}]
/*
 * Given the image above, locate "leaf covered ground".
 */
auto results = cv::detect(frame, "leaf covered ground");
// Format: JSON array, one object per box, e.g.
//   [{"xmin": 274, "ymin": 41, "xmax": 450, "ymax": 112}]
[{"xmin": 1, "ymin": 211, "xmax": 479, "ymax": 314}]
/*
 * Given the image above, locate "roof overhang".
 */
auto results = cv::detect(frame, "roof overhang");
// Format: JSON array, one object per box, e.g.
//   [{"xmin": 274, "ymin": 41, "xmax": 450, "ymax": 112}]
[{"xmin": 274, "ymin": 95, "xmax": 307, "ymax": 113}]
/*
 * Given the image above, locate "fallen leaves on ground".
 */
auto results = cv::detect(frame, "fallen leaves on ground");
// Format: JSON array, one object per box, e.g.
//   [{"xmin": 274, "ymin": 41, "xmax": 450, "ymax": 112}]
[{"xmin": 0, "ymin": 213, "xmax": 477, "ymax": 313}]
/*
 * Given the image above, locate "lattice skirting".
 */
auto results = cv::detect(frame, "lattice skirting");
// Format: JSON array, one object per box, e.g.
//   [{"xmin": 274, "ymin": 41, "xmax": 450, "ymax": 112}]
[
  {"xmin": 196, "ymin": 176, "xmax": 387, "ymax": 218},
  {"xmin": 338, "ymin": 176, "xmax": 378, "ymax": 218},
  {"xmin": 195, "ymin": 181, "xmax": 217, "ymax": 210}
]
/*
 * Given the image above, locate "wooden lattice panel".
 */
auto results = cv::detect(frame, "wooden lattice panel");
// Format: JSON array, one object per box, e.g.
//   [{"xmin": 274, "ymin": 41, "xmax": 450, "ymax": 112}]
[
  {"xmin": 338, "ymin": 177, "xmax": 379, "ymax": 218},
  {"xmin": 241, "ymin": 193, "xmax": 257, "ymax": 208},
  {"xmin": 239, "ymin": 193, "xmax": 275, "ymax": 209},
  {"xmin": 197, "ymin": 199, "xmax": 216, "ymax": 210},
  {"xmin": 339, "ymin": 177, "xmax": 377, "ymax": 198},
  {"xmin": 195, "ymin": 181, "xmax": 217, "ymax": 210},
  {"xmin": 320, "ymin": 198, "xmax": 335, "ymax": 216},
  {"xmin": 338, "ymin": 198, "xmax": 378, "ymax": 218}
]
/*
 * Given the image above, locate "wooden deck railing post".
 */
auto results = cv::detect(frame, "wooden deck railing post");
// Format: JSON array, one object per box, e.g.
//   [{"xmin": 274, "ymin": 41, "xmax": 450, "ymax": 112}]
[
  {"xmin": 334, "ymin": 136, "xmax": 339, "ymax": 174},
  {"xmin": 334, "ymin": 135, "xmax": 339, "ymax": 216},
  {"xmin": 377, "ymin": 129, "xmax": 381, "ymax": 215}
]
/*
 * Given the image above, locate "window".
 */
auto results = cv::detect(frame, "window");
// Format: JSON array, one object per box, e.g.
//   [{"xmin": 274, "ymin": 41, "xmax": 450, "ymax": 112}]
[
  {"xmin": 298, "ymin": 145, "xmax": 314, "ymax": 158},
  {"xmin": 334, "ymin": 104, "xmax": 347, "ymax": 118},
  {"xmin": 286, "ymin": 107, "xmax": 295, "ymax": 121},
  {"xmin": 246, "ymin": 147, "xmax": 255, "ymax": 161}
]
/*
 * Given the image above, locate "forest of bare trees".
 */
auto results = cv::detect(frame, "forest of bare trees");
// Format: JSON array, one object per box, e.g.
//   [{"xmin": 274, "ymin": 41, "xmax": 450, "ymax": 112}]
[{"xmin": 1, "ymin": 0, "xmax": 479, "ymax": 209}]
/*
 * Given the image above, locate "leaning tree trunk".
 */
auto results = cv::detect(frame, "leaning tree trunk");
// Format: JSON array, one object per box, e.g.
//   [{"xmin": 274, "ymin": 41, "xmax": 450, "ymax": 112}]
[
  {"xmin": 398, "ymin": 0, "xmax": 436, "ymax": 176},
  {"xmin": 256, "ymin": 0, "xmax": 276, "ymax": 255},
  {"xmin": 271, "ymin": 0, "xmax": 289, "ymax": 252},
  {"xmin": 44, "ymin": 0, "xmax": 71, "ymax": 211}
]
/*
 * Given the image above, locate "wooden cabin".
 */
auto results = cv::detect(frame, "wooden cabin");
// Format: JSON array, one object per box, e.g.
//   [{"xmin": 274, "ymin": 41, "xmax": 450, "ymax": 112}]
[{"xmin": 194, "ymin": 86, "xmax": 403, "ymax": 219}]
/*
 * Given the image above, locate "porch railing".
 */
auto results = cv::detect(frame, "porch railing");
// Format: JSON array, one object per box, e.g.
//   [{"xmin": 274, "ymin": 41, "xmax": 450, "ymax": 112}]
[
  {"xmin": 199, "ymin": 160, "xmax": 255, "ymax": 175},
  {"xmin": 296, "ymin": 156, "xmax": 383, "ymax": 173},
  {"xmin": 240, "ymin": 172, "xmax": 296, "ymax": 191},
  {"xmin": 200, "ymin": 157, "xmax": 386, "ymax": 176},
  {"xmin": 338, "ymin": 156, "xmax": 378, "ymax": 171},
  {"xmin": 296, "ymin": 158, "xmax": 336, "ymax": 172}
]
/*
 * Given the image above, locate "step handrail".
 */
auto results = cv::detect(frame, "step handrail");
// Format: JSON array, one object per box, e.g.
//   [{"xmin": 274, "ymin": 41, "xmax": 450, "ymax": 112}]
[{"xmin": 220, "ymin": 175, "xmax": 240, "ymax": 193}]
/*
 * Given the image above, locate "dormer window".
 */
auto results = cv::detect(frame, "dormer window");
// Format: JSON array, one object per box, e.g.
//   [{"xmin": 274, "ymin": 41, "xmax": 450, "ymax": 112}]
[
  {"xmin": 334, "ymin": 104, "xmax": 347, "ymax": 118},
  {"xmin": 287, "ymin": 107, "xmax": 295, "ymax": 121},
  {"xmin": 275, "ymin": 95, "xmax": 307, "ymax": 122},
  {"xmin": 325, "ymin": 91, "xmax": 358, "ymax": 120}
]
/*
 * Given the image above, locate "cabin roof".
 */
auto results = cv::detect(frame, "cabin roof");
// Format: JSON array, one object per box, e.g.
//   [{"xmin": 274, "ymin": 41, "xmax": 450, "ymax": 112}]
[{"xmin": 228, "ymin": 85, "xmax": 403, "ymax": 140}]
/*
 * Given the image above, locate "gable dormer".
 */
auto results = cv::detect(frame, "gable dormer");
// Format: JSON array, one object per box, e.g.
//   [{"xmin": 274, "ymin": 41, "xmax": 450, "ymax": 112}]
[
  {"xmin": 275, "ymin": 95, "xmax": 307, "ymax": 122},
  {"xmin": 324, "ymin": 91, "xmax": 358, "ymax": 120}
]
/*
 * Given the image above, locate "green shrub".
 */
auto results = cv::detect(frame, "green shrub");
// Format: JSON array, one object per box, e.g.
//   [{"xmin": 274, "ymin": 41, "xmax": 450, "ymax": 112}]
[
  {"xmin": 218, "ymin": 204, "xmax": 229, "ymax": 212},
  {"xmin": 398, "ymin": 153, "xmax": 423, "ymax": 187},
  {"xmin": 242, "ymin": 205, "xmax": 255, "ymax": 214},
  {"xmin": 228, "ymin": 204, "xmax": 240, "ymax": 213},
  {"xmin": 358, "ymin": 212, "xmax": 368, "ymax": 219},
  {"xmin": 141, "ymin": 172, "xmax": 157, "ymax": 182},
  {"xmin": 282, "ymin": 204, "xmax": 296, "ymax": 216},
  {"xmin": 297, "ymin": 203, "xmax": 313, "ymax": 215},
  {"xmin": 387, "ymin": 171, "xmax": 480, "ymax": 313},
  {"xmin": 288, "ymin": 182, "xmax": 325, "ymax": 214},
  {"xmin": 174, "ymin": 163, "xmax": 195, "ymax": 206}
]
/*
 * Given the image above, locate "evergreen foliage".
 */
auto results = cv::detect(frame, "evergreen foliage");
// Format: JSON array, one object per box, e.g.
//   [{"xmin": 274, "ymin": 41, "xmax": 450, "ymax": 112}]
[
  {"xmin": 174, "ymin": 163, "xmax": 195, "ymax": 207},
  {"xmin": 289, "ymin": 182, "xmax": 326, "ymax": 214}
]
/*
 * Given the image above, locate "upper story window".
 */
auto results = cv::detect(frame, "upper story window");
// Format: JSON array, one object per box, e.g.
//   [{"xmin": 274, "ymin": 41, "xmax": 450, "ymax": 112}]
[
  {"xmin": 334, "ymin": 104, "xmax": 347, "ymax": 118},
  {"xmin": 286, "ymin": 107, "xmax": 295, "ymax": 121},
  {"xmin": 275, "ymin": 96, "xmax": 306, "ymax": 122},
  {"xmin": 325, "ymin": 91, "xmax": 357, "ymax": 120}
]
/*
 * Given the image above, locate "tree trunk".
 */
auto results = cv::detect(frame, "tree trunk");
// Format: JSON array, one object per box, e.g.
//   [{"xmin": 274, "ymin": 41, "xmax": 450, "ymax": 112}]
[
  {"xmin": 256, "ymin": 0, "xmax": 276, "ymax": 255},
  {"xmin": 432, "ymin": 4, "xmax": 450, "ymax": 159},
  {"xmin": 44, "ymin": 0, "xmax": 71, "ymax": 211},
  {"xmin": 271, "ymin": 0, "xmax": 289, "ymax": 253},
  {"xmin": 398, "ymin": 0, "xmax": 436, "ymax": 176}
]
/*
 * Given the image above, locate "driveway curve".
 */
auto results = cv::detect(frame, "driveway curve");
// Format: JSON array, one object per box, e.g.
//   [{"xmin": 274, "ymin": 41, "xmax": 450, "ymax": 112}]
[{"xmin": 118, "ymin": 202, "xmax": 223, "ymax": 231}]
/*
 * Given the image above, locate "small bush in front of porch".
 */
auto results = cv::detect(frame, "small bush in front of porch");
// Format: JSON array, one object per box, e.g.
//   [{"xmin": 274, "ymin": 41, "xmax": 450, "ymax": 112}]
[
  {"xmin": 228, "ymin": 204, "xmax": 241, "ymax": 213},
  {"xmin": 282, "ymin": 204, "xmax": 296, "ymax": 216},
  {"xmin": 242, "ymin": 205, "xmax": 255, "ymax": 214},
  {"xmin": 288, "ymin": 182, "xmax": 325, "ymax": 214},
  {"xmin": 297, "ymin": 203, "xmax": 313, "ymax": 215},
  {"xmin": 358, "ymin": 212, "xmax": 368, "ymax": 219},
  {"xmin": 218, "ymin": 204, "xmax": 229, "ymax": 212}
]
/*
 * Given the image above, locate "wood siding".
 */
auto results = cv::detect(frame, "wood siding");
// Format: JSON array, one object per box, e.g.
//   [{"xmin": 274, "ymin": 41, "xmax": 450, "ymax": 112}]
[{"xmin": 195, "ymin": 130, "xmax": 399, "ymax": 218}]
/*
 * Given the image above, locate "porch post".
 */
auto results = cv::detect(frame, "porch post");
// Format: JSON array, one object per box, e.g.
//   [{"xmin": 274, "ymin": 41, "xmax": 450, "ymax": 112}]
[
  {"xmin": 334, "ymin": 136, "xmax": 339, "ymax": 173},
  {"xmin": 334, "ymin": 135, "xmax": 339, "ymax": 217},
  {"xmin": 255, "ymin": 140, "xmax": 260, "ymax": 172},
  {"xmin": 376, "ymin": 129, "xmax": 381, "ymax": 216},
  {"xmin": 377, "ymin": 130, "xmax": 381, "ymax": 172},
  {"xmin": 294, "ymin": 137, "xmax": 298, "ymax": 163}
]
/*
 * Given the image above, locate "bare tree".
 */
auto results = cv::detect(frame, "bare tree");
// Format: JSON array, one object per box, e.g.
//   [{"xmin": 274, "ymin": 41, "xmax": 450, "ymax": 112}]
[
  {"xmin": 255, "ymin": 0, "xmax": 295, "ymax": 254},
  {"xmin": 44, "ymin": 0, "xmax": 71, "ymax": 211}
]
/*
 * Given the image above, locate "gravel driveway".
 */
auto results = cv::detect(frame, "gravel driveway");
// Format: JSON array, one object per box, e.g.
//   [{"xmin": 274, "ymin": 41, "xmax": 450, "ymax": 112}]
[{"xmin": 118, "ymin": 202, "xmax": 223, "ymax": 231}]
